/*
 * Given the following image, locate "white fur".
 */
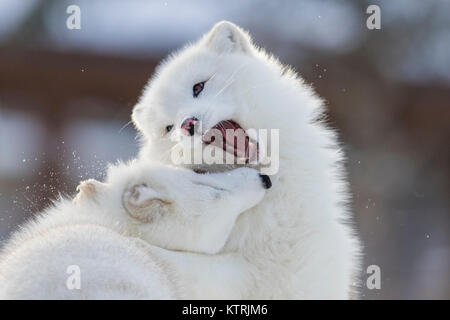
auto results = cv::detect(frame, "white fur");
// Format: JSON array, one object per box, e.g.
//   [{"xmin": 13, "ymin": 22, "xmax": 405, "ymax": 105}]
[
  {"xmin": 133, "ymin": 21, "xmax": 362, "ymax": 299},
  {"xmin": 0, "ymin": 21, "xmax": 361, "ymax": 300},
  {"xmin": 0, "ymin": 163, "xmax": 265, "ymax": 299}
]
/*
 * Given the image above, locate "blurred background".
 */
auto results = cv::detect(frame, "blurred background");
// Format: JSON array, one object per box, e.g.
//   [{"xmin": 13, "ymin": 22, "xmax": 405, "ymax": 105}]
[{"xmin": 0, "ymin": 0, "xmax": 448, "ymax": 299}]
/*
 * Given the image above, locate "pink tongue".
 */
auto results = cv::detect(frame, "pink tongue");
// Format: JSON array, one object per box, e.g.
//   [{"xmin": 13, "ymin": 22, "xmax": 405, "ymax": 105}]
[{"xmin": 203, "ymin": 120, "xmax": 258, "ymax": 162}]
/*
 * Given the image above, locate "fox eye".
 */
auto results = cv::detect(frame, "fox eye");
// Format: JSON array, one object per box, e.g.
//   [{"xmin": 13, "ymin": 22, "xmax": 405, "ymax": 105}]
[
  {"xmin": 165, "ymin": 125, "xmax": 174, "ymax": 133},
  {"xmin": 193, "ymin": 81, "xmax": 205, "ymax": 98}
]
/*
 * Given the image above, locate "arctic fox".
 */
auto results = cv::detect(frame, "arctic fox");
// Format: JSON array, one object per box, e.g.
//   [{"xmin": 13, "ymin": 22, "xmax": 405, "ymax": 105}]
[
  {"xmin": 0, "ymin": 162, "xmax": 267, "ymax": 299},
  {"xmin": 132, "ymin": 21, "xmax": 361, "ymax": 298}
]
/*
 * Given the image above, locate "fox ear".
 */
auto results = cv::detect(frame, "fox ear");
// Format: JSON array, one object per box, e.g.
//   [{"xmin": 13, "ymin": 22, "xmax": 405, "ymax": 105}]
[
  {"xmin": 204, "ymin": 21, "xmax": 252, "ymax": 54},
  {"xmin": 123, "ymin": 184, "xmax": 170, "ymax": 223},
  {"xmin": 131, "ymin": 103, "xmax": 144, "ymax": 132}
]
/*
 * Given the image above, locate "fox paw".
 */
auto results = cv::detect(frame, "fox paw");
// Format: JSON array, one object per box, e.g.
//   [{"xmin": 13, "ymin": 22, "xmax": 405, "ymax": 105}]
[{"xmin": 73, "ymin": 179, "xmax": 104, "ymax": 204}]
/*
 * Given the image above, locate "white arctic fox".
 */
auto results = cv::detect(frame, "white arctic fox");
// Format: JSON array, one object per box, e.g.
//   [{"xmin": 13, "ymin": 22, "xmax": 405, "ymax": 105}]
[
  {"xmin": 0, "ymin": 162, "xmax": 267, "ymax": 299},
  {"xmin": 132, "ymin": 21, "xmax": 361, "ymax": 299}
]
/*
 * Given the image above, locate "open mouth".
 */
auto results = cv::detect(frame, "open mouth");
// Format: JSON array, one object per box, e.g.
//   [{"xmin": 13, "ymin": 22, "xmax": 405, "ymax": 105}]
[{"xmin": 202, "ymin": 120, "xmax": 258, "ymax": 163}]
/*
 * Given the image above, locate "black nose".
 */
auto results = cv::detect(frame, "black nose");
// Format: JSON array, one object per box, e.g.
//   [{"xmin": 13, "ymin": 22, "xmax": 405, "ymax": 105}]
[
  {"xmin": 181, "ymin": 117, "xmax": 198, "ymax": 136},
  {"xmin": 259, "ymin": 174, "xmax": 272, "ymax": 189}
]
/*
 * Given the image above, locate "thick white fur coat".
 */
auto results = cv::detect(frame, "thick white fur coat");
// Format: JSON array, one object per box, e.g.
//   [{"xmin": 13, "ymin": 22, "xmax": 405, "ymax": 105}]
[{"xmin": 0, "ymin": 21, "xmax": 361, "ymax": 299}]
